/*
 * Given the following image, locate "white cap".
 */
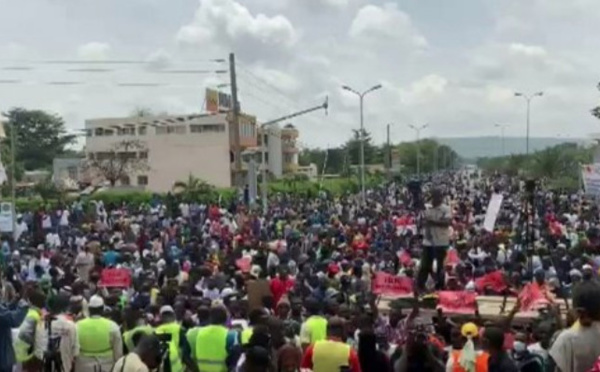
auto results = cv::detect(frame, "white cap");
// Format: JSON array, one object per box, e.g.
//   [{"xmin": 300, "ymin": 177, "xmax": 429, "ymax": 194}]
[
  {"xmin": 89, "ymin": 295, "xmax": 105, "ymax": 308},
  {"xmin": 160, "ymin": 305, "xmax": 174, "ymax": 315}
]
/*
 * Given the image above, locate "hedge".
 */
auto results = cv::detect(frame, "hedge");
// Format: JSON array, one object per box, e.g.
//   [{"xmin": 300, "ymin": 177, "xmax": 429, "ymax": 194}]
[{"xmin": 11, "ymin": 177, "xmax": 386, "ymax": 212}]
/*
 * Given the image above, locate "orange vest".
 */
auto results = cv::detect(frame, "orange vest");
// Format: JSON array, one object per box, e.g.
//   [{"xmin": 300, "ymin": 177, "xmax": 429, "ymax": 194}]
[{"xmin": 451, "ymin": 350, "xmax": 489, "ymax": 372}]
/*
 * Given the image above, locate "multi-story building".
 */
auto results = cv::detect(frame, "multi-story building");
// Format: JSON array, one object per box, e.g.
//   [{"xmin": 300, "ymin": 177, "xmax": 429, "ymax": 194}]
[
  {"xmin": 84, "ymin": 113, "xmax": 242, "ymax": 192},
  {"xmin": 254, "ymin": 123, "xmax": 300, "ymax": 179}
]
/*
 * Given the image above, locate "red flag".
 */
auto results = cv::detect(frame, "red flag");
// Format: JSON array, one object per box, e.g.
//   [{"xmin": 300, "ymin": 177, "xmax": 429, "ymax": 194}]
[
  {"xmin": 100, "ymin": 269, "xmax": 132, "ymax": 288},
  {"xmin": 437, "ymin": 291, "xmax": 477, "ymax": 314},
  {"xmin": 445, "ymin": 249, "xmax": 460, "ymax": 265},
  {"xmin": 475, "ymin": 271, "xmax": 507, "ymax": 293},
  {"xmin": 398, "ymin": 250, "xmax": 412, "ymax": 266},
  {"xmin": 518, "ymin": 283, "xmax": 550, "ymax": 312},
  {"xmin": 372, "ymin": 272, "xmax": 413, "ymax": 296}
]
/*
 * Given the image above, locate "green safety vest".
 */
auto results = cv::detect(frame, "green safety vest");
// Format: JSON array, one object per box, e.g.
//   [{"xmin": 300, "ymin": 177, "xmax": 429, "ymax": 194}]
[
  {"xmin": 15, "ymin": 309, "xmax": 41, "ymax": 362},
  {"xmin": 123, "ymin": 325, "xmax": 153, "ymax": 352},
  {"xmin": 305, "ymin": 316, "xmax": 328, "ymax": 344},
  {"xmin": 77, "ymin": 317, "xmax": 113, "ymax": 357},
  {"xmin": 195, "ymin": 325, "xmax": 228, "ymax": 372},
  {"xmin": 155, "ymin": 322, "xmax": 184, "ymax": 372},
  {"xmin": 241, "ymin": 327, "xmax": 253, "ymax": 345}
]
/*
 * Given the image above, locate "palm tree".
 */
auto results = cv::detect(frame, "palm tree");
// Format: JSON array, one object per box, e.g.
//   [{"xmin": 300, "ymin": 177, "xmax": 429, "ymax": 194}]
[{"xmin": 173, "ymin": 174, "xmax": 215, "ymax": 202}]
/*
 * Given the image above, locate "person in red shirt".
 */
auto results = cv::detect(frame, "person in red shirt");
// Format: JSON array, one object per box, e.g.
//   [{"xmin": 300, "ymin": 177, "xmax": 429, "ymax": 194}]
[
  {"xmin": 270, "ymin": 265, "xmax": 295, "ymax": 308},
  {"xmin": 301, "ymin": 317, "xmax": 361, "ymax": 372}
]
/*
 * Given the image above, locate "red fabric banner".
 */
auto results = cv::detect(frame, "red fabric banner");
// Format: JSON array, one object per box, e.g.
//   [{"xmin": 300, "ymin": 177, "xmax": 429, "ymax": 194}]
[
  {"xmin": 518, "ymin": 283, "xmax": 550, "ymax": 312},
  {"xmin": 437, "ymin": 291, "xmax": 477, "ymax": 314},
  {"xmin": 475, "ymin": 271, "xmax": 507, "ymax": 293},
  {"xmin": 372, "ymin": 272, "xmax": 413, "ymax": 296},
  {"xmin": 100, "ymin": 269, "xmax": 132, "ymax": 287}
]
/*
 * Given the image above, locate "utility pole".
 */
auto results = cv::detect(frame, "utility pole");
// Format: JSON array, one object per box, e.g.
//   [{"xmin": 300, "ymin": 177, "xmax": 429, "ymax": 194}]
[
  {"xmin": 386, "ymin": 124, "xmax": 392, "ymax": 180},
  {"xmin": 9, "ymin": 122, "xmax": 16, "ymax": 239},
  {"xmin": 229, "ymin": 53, "xmax": 242, "ymax": 187},
  {"xmin": 514, "ymin": 91, "xmax": 543, "ymax": 155},
  {"xmin": 409, "ymin": 124, "xmax": 428, "ymax": 178}
]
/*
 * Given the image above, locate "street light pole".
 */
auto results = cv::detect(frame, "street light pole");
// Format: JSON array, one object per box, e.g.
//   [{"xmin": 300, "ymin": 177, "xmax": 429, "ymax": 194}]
[
  {"xmin": 495, "ymin": 123, "xmax": 508, "ymax": 156},
  {"xmin": 408, "ymin": 124, "xmax": 428, "ymax": 178},
  {"xmin": 514, "ymin": 91, "xmax": 543, "ymax": 155},
  {"xmin": 341, "ymin": 84, "xmax": 382, "ymax": 204}
]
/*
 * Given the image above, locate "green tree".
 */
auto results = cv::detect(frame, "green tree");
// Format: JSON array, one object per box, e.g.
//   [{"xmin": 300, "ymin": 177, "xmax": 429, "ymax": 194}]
[
  {"xmin": 344, "ymin": 129, "xmax": 377, "ymax": 167},
  {"xmin": 173, "ymin": 174, "xmax": 215, "ymax": 201},
  {"xmin": 2, "ymin": 108, "xmax": 75, "ymax": 171},
  {"xmin": 33, "ymin": 176, "xmax": 65, "ymax": 202}
]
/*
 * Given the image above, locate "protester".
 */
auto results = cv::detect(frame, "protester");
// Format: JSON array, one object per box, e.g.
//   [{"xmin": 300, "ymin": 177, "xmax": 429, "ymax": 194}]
[
  {"xmin": 111, "ymin": 334, "xmax": 162, "ymax": 372},
  {"xmin": 0, "ymin": 293, "xmax": 28, "ymax": 372}
]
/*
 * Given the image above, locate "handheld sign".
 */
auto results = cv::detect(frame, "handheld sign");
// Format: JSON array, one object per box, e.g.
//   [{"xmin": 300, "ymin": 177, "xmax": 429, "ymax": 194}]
[
  {"xmin": 437, "ymin": 291, "xmax": 477, "ymax": 314},
  {"xmin": 100, "ymin": 269, "xmax": 131, "ymax": 288},
  {"xmin": 372, "ymin": 272, "xmax": 413, "ymax": 297}
]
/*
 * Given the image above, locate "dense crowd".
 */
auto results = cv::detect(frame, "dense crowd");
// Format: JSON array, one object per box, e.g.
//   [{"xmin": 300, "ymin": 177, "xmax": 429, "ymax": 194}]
[{"xmin": 2, "ymin": 169, "xmax": 600, "ymax": 372}]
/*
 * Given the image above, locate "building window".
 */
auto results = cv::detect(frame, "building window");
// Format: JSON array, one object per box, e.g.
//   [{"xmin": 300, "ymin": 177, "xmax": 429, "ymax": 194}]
[
  {"xmin": 139, "ymin": 151, "xmax": 148, "ymax": 159},
  {"xmin": 137, "ymin": 175, "xmax": 148, "ymax": 186},
  {"xmin": 155, "ymin": 125, "xmax": 186, "ymax": 135},
  {"xmin": 85, "ymin": 129, "xmax": 93, "ymax": 137},
  {"xmin": 67, "ymin": 166, "xmax": 78, "ymax": 180},
  {"xmin": 117, "ymin": 127, "xmax": 135, "ymax": 136},
  {"xmin": 190, "ymin": 124, "xmax": 225, "ymax": 133},
  {"xmin": 88, "ymin": 153, "xmax": 95, "ymax": 160},
  {"xmin": 155, "ymin": 126, "xmax": 167, "ymax": 135},
  {"xmin": 96, "ymin": 152, "xmax": 112, "ymax": 161},
  {"xmin": 120, "ymin": 175, "xmax": 130, "ymax": 186},
  {"xmin": 138, "ymin": 126, "xmax": 147, "ymax": 135},
  {"xmin": 94, "ymin": 128, "xmax": 104, "ymax": 136},
  {"xmin": 104, "ymin": 129, "xmax": 114, "ymax": 136}
]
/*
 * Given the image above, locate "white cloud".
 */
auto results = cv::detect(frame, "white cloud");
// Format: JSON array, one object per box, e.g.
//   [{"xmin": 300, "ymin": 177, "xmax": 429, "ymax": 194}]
[
  {"xmin": 176, "ymin": 0, "xmax": 298, "ymax": 54},
  {"xmin": 77, "ymin": 42, "xmax": 111, "ymax": 60},
  {"xmin": 349, "ymin": 3, "xmax": 427, "ymax": 48},
  {"xmin": 508, "ymin": 43, "xmax": 547, "ymax": 58},
  {"xmin": 145, "ymin": 49, "xmax": 172, "ymax": 70}
]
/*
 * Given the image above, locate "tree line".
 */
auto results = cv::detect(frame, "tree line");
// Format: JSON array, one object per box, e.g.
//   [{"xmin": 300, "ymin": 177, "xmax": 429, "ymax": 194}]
[{"xmin": 298, "ymin": 128, "xmax": 460, "ymax": 177}]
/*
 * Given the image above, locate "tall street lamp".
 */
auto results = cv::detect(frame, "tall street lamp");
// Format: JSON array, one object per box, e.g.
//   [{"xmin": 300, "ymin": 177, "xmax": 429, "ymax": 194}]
[
  {"xmin": 342, "ymin": 84, "xmax": 382, "ymax": 203},
  {"xmin": 408, "ymin": 124, "xmax": 428, "ymax": 177},
  {"xmin": 495, "ymin": 123, "xmax": 508, "ymax": 157},
  {"xmin": 514, "ymin": 91, "xmax": 543, "ymax": 155}
]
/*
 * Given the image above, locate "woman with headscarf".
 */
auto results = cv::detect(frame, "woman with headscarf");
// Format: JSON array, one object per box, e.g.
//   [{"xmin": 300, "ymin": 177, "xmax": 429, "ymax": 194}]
[{"xmin": 446, "ymin": 322, "xmax": 489, "ymax": 372}]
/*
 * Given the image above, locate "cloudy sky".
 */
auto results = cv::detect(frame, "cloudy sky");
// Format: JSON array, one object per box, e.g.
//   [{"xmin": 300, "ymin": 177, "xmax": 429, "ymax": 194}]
[{"xmin": 1, "ymin": 0, "xmax": 600, "ymax": 148}]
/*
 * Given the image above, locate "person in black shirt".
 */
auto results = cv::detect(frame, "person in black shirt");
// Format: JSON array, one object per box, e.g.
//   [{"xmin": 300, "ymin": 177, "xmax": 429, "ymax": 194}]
[{"xmin": 483, "ymin": 326, "xmax": 518, "ymax": 372}]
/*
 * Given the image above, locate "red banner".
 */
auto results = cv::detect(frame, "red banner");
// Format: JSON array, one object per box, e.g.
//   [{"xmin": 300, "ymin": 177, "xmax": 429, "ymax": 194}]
[
  {"xmin": 518, "ymin": 283, "xmax": 550, "ymax": 312},
  {"xmin": 372, "ymin": 272, "xmax": 413, "ymax": 296},
  {"xmin": 100, "ymin": 269, "xmax": 131, "ymax": 287},
  {"xmin": 475, "ymin": 271, "xmax": 507, "ymax": 293},
  {"xmin": 236, "ymin": 257, "xmax": 252, "ymax": 273},
  {"xmin": 437, "ymin": 291, "xmax": 477, "ymax": 314}
]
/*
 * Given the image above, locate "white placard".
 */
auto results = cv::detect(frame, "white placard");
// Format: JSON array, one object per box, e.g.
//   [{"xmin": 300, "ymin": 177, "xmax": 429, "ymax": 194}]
[
  {"xmin": 581, "ymin": 164, "xmax": 600, "ymax": 196},
  {"xmin": 0, "ymin": 202, "xmax": 13, "ymax": 233},
  {"xmin": 483, "ymin": 193, "xmax": 503, "ymax": 232}
]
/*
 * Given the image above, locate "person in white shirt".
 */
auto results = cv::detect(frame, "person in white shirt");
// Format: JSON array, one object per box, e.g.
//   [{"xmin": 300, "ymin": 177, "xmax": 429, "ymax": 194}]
[{"xmin": 41, "ymin": 294, "xmax": 79, "ymax": 372}]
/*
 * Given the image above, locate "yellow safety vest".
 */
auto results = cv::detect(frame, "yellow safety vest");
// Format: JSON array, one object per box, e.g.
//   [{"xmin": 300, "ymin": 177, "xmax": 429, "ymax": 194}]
[
  {"xmin": 312, "ymin": 340, "xmax": 350, "ymax": 372},
  {"xmin": 241, "ymin": 327, "xmax": 253, "ymax": 345},
  {"xmin": 15, "ymin": 309, "xmax": 41, "ymax": 362},
  {"xmin": 155, "ymin": 322, "xmax": 184, "ymax": 372},
  {"xmin": 77, "ymin": 317, "xmax": 113, "ymax": 357},
  {"xmin": 123, "ymin": 325, "xmax": 153, "ymax": 352},
  {"xmin": 195, "ymin": 325, "xmax": 228, "ymax": 372},
  {"xmin": 305, "ymin": 316, "xmax": 328, "ymax": 344}
]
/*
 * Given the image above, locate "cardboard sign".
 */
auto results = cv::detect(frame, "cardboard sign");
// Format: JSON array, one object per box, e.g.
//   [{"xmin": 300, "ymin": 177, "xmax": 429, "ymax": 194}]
[
  {"xmin": 518, "ymin": 283, "xmax": 550, "ymax": 312},
  {"xmin": 100, "ymin": 269, "xmax": 132, "ymax": 287},
  {"xmin": 475, "ymin": 271, "xmax": 507, "ymax": 293},
  {"xmin": 236, "ymin": 257, "xmax": 252, "ymax": 273},
  {"xmin": 247, "ymin": 279, "xmax": 271, "ymax": 310},
  {"xmin": 372, "ymin": 272, "xmax": 413, "ymax": 296},
  {"xmin": 437, "ymin": 291, "xmax": 477, "ymax": 314}
]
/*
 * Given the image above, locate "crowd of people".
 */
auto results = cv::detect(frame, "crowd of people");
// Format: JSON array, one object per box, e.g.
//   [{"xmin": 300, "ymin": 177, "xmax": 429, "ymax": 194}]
[{"xmin": 1, "ymin": 169, "xmax": 600, "ymax": 372}]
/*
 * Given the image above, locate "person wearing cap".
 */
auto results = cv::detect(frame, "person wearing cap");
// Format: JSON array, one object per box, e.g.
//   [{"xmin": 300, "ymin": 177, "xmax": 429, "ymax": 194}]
[
  {"xmin": 155, "ymin": 305, "xmax": 197, "ymax": 372},
  {"xmin": 187, "ymin": 305, "xmax": 237, "ymax": 372},
  {"xmin": 300, "ymin": 316, "xmax": 361, "ymax": 372},
  {"xmin": 447, "ymin": 322, "xmax": 489, "ymax": 372},
  {"xmin": 75, "ymin": 295, "xmax": 122, "ymax": 372}
]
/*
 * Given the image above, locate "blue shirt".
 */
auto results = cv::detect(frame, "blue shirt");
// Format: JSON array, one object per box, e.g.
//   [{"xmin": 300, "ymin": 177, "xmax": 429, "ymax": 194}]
[
  {"xmin": 103, "ymin": 250, "xmax": 120, "ymax": 266},
  {"xmin": 0, "ymin": 303, "xmax": 28, "ymax": 371}
]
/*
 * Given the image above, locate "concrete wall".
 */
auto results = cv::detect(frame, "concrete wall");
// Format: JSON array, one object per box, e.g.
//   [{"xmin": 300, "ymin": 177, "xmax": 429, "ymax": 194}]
[{"xmin": 85, "ymin": 114, "xmax": 231, "ymax": 192}]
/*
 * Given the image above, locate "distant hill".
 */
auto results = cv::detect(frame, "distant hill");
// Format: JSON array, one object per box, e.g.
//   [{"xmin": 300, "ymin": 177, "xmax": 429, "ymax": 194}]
[{"xmin": 436, "ymin": 136, "xmax": 586, "ymax": 160}]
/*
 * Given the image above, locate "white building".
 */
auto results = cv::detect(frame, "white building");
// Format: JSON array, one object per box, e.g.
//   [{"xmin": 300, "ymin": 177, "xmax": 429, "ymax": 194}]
[{"xmin": 85, "ymin": 113, "xmax": 232, "ymax": 192}]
